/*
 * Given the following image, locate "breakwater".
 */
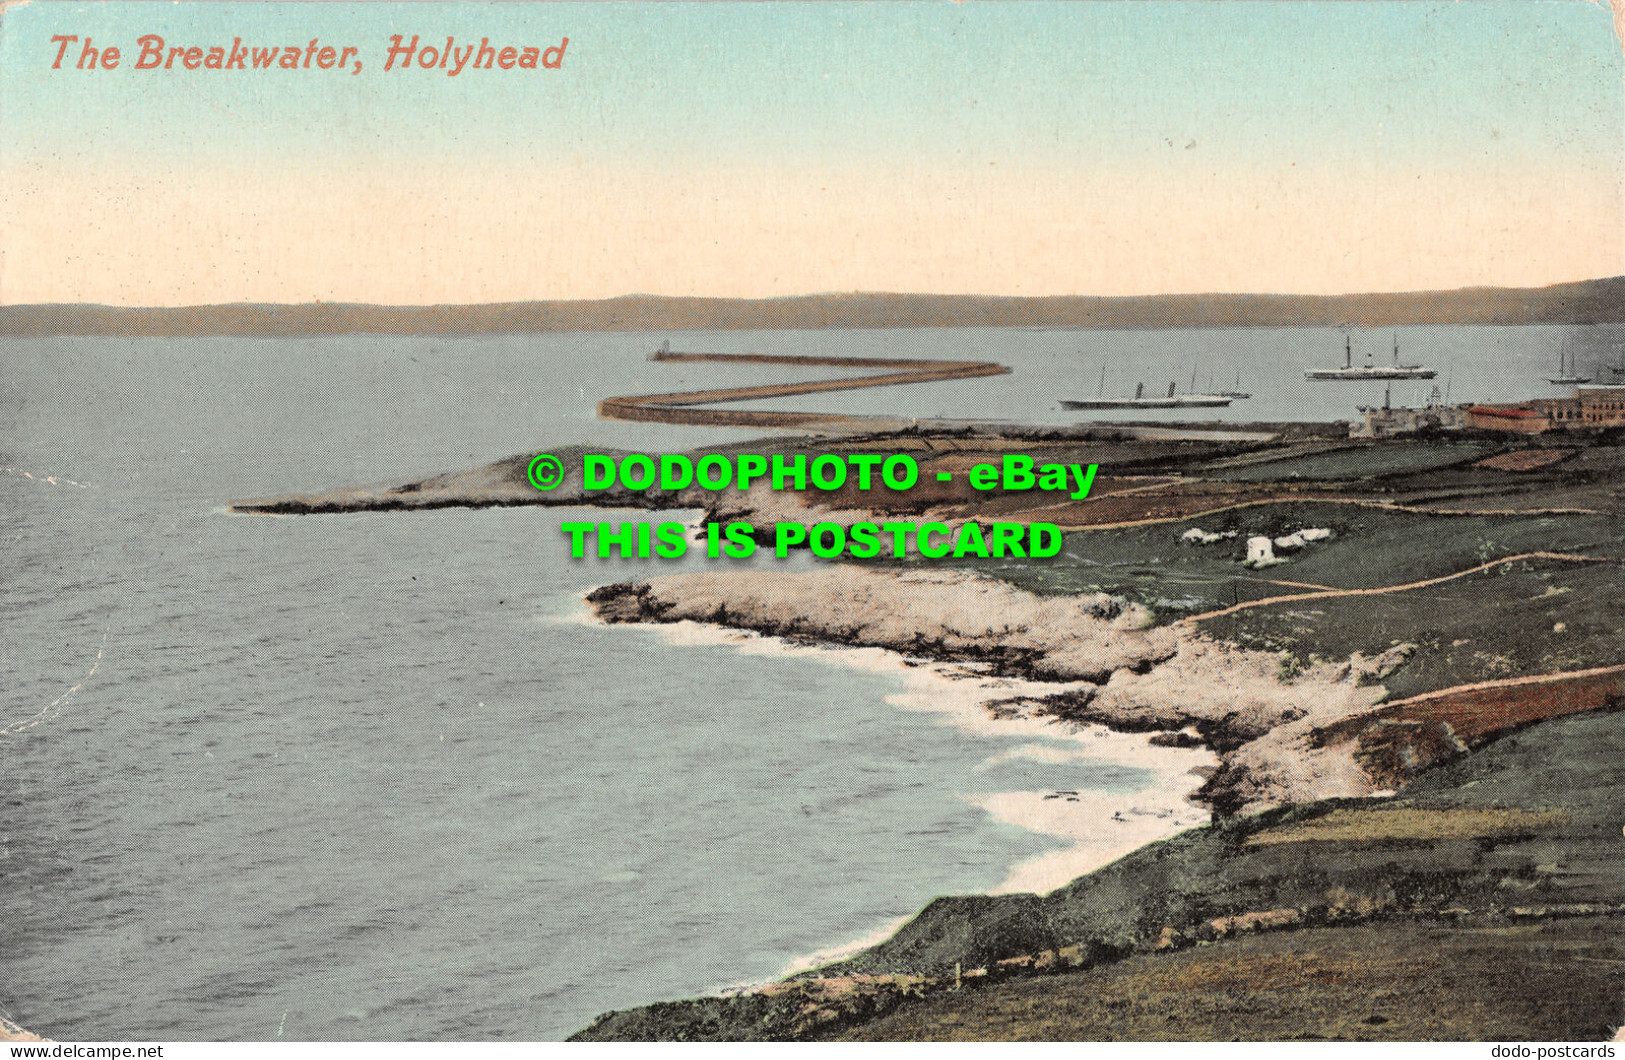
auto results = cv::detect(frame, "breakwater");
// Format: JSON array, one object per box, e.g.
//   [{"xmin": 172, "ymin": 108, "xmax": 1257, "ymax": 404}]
[{"xmin": 596, "ymin": 349, "xmax": 1012, "ymax": 428}]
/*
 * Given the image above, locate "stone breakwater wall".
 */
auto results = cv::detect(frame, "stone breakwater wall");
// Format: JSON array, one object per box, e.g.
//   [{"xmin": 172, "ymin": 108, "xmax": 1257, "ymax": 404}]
[{"xmin": 596, "ymin": 350, "xmax": 1011, "ymax": 428}]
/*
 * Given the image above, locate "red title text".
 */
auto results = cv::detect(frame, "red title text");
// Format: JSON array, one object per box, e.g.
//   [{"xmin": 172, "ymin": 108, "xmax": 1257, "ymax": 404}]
[{"xmin": 47, "ymin": 34, "xmax": 568, "ymax": 75}]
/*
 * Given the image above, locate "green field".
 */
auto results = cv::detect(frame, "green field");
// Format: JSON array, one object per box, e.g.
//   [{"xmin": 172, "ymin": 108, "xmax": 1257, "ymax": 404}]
[
  {"xmin": 575, "ymin": 708, "xmax": 1625, "ymax": 1041},
  {"xmin": 1203, "ymin": 441, "xmax": 1505, "ymax": 482},
  {"xmin": 1197, "ymin": 559, "xmax": 1625, "ymax": 700},
  {"xmin": 931, "ymin": 503, "xmax": 1625, "ymax": 622}
]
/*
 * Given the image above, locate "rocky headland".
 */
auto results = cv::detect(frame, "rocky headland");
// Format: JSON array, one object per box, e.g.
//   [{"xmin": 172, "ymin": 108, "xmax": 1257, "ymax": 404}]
[
  {"xmin": 227, "ymin": 420, "xmax": 1625, "ymax": 1040},
  {"xmin": 565, "ymin": 426, "xmax": 1625, "ymax": 1040},
  {"xmin": 586, "ymin": 566, "xmax": 1407, "ymax": 815}
]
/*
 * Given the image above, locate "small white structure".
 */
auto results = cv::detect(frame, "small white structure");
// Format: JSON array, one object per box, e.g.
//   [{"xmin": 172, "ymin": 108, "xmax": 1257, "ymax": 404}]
[
  {"xmin": 1272, "ymin": 527, "xmax": 1334, "ymax": 553},
  {"xmin": 1243, "ymin": 526, "xmax": 1331, "ymax": 566},
  {"xmin": 1245, "ymin": 536, "xmax": 1278, "ymax": 567},
  {"xmin": 1274, "ymin": 526, "xmax": 1339, "ymax": 549},
  {"xmin": 1181, "ymin": 527, "xmax": 1238, "ymax": 546}
]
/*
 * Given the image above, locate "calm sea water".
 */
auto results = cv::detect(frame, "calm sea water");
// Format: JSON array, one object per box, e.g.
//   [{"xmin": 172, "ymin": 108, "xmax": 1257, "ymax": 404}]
[
  {"xmin": 0, "ymin": 326, "xmax": 1580, "ymax": 1040},
  {"xmin": 714, "ymin": 323, "xmax": 1624, "ymax": 424}
]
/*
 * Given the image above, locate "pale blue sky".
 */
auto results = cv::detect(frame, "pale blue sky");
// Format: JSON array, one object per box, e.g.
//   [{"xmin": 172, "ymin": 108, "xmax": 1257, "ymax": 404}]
[
  {"xmin": 1, "ymin": 2, "xmax": 1620, "ymax": 303},
  {"xmin": 4, "ymin": 2, "xmax": 1619, "ymax": 172}
]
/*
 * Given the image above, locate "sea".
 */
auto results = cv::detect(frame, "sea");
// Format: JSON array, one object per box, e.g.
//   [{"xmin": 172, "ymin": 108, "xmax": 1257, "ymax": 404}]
[{"xmin": 0, "ymin": 325, "xmax": 1598, "ymax": 1040}]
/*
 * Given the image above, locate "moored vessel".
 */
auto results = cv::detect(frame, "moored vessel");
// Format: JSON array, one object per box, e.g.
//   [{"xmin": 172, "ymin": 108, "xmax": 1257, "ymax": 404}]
[
  {"xmin": 1305, "ymin": 333, "xmax": 1437, "ymax": 380},
  {"xmin": 1062, "ymin": 379, "xmax": 1232, "ymax": 410},
  {"xmin": 1547, "ymin": 335, "xmax": 1591, "ymax": 385}
]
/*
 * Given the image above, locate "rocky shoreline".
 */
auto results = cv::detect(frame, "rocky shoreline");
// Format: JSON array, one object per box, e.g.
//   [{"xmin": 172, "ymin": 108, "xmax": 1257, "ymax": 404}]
[
  {"xmin": 572, "ymin": 696, "xmax": 1625, "ymax": 1041},
  {"xmin": 220, "ymin": 423, "xmax": 1625, "ymax": 1039},
  {"xmin": 586, "ymin": 565, "xmax": 1410, "ymax": 816},
  {"xmin": 575, "ymin": 559, "xmax": 1625, "ymax": 1040}
]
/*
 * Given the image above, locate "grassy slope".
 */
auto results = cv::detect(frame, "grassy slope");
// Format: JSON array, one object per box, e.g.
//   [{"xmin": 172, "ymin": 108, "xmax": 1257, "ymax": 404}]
[
  {"xmin": 945, "ymin": 502, "xmax": 1625, "ymax": 614},
  {"xmin": 1199, "ymin": 559, "xmax": 1625, "ymax": 700},
  {"xmin": 837, "ymin": 918, "xmax": 1625, "ymax": 1041},
  {"xmin": 574, "ymin": 707, "xmax": 1625, "ymax": 1040}
]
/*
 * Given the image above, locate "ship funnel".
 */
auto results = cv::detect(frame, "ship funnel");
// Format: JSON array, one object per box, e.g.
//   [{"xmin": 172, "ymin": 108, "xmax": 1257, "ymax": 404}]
[
  {"xmin": 1167, "ymin": 381, "xmax": 1177, "ymax": 399},
  {"xmin": 1135, "ymin": 382, "xmax": 1145, "ymax": 400}
]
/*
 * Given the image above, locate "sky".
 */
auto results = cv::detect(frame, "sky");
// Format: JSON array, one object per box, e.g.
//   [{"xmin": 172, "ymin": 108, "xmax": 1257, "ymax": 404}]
[{"xmin": 1, "ymin": 0, "xmax": 1621, "ymax": 305}]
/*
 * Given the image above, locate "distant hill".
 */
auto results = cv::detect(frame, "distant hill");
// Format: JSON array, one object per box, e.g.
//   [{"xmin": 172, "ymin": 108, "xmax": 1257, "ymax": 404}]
[{"xmin": 4, "ymin": 277, "xmax": 1624, "ymax": 336}]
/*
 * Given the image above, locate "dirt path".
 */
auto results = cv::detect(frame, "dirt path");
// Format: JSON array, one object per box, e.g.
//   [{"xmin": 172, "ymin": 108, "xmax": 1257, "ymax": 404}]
[
  {"xmin": 1183, "ymin": 550, "xmax": 1619, "ymax": 623},
  {"xmin": 1376, "ymin": 660, "xmax": 1625, "ymax": 711},
  {"xmin": 1065, "ymin": 496, "xmax": 1607, "ymax": 532}
]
